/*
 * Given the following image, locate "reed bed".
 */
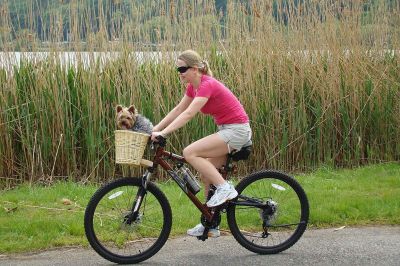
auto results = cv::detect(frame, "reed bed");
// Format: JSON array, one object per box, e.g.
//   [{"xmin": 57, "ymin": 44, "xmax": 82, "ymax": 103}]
[{"xmin": 0, "ymin": 1, "xmax": 399, "ymax": 185}]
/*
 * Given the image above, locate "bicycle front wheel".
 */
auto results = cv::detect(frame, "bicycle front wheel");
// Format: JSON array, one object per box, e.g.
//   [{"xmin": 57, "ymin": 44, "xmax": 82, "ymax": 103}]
[
  {"xmin": 84, "ymin": 177, "xmax": 172, "ymax": 264},
  {"xmin": 227, "ymin": 170, "xmax": 309, "ymax": 254}
]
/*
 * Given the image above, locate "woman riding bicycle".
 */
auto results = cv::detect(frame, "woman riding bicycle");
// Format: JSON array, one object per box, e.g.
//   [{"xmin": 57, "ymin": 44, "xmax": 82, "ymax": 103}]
[{"xmin": 151, "ymin": 49, "xmax": 252, "ymax": 237}]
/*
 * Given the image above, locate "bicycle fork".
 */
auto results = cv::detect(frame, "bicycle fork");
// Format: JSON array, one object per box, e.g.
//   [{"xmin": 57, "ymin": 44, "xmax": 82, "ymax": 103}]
[{"xmin": 124, "ymin": 171, "xmax": 152, "ymax": 225}]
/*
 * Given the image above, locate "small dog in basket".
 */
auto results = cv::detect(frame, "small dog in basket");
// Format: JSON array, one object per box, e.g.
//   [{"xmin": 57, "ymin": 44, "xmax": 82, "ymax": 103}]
[{"xmin": 116, "ymin": 105, "xmax": 153, "ymax": 135}]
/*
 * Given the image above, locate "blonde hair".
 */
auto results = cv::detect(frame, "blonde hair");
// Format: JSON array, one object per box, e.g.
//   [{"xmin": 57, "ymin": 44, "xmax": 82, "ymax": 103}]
[{"xmin": 178, "ymin": 50, "xmax": 213, "ymax": 77}]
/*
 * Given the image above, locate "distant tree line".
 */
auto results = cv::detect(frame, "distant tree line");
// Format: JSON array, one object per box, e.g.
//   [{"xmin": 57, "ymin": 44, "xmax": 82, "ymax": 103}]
[{"xmin": 1, "ymin": 0, "xmax": 398, "ymax": 45}]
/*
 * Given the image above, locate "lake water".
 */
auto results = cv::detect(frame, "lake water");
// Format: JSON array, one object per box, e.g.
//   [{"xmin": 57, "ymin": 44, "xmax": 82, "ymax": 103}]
[
  {"xmin": 0, "ymin": 50, "xmax": 397, "ymax": 73},
  {"xmin": 0, "ymin": 51, "xmax": 178, "ymax": 72}
]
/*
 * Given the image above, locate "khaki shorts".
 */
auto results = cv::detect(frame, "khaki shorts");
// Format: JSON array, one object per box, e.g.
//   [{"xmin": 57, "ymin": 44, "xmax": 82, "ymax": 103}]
[{"xmin": 217, "ymin": 123, "xmax": 252, "ymax": 152}]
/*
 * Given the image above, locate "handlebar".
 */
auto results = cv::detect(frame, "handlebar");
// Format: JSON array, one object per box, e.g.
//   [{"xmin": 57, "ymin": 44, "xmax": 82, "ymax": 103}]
[{"xmin": 150, "ymin": 135, "xmax": 167, "ymax": 148}]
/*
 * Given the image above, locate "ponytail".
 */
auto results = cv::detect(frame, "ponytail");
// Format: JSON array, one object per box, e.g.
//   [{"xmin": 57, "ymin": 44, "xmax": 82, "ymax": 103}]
[{"xmin": 200, "ymin": 60, "xmax": 213, "ymax": 77}]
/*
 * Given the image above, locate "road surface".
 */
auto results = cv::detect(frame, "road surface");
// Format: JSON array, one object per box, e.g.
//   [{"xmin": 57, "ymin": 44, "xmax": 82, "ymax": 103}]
[{"xmin": 1, "ymin": 226, "xmax": 399, "ymax": 265}]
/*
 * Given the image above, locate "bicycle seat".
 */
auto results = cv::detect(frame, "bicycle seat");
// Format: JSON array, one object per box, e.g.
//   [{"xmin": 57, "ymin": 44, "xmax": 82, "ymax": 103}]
[{"xmin": 229, "ymin": 145, "xmax": 252, "ymax": 161}]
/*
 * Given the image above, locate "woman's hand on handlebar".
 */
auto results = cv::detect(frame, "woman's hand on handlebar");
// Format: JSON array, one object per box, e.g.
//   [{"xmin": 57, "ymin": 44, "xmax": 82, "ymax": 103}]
[
  {"xmin": 151, "ymin": 131, "xmax": 165, "ymax": 142},
  {"xmin": 150, "ymin": 132, "xmax": 167, "ymax": 148}
]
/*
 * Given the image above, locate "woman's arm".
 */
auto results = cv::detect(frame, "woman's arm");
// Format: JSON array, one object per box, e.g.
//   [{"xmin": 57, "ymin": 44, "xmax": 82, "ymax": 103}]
[
  {"xmin": 160, "ymin": 97, "xmax": 208, "ymax": 136},
  {"xmin": 153, "ymin": 95, "xmax": 193, "ymax": 131}
]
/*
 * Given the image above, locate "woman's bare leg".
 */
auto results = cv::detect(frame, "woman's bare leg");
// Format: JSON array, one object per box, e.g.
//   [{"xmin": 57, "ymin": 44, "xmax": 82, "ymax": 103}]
[
  {"xmin": 201, "ymin": 156, "xmax": 227, "ymax": 198},
  {"xmin": 183, "ymin": 134, "xmax": 229, "ymax": 189}
]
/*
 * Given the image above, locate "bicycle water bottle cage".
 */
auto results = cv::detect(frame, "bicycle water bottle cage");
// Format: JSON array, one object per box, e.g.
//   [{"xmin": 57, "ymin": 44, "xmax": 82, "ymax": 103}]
[{"xmin": 229, "ymin": 145, "xmax": 252, "ymax": 161}]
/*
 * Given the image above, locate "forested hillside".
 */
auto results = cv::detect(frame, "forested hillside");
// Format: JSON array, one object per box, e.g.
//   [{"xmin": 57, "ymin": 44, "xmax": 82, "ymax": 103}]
[{"xmin": 2, "ymin": 0, "xmax": 397, "ymax": 47}]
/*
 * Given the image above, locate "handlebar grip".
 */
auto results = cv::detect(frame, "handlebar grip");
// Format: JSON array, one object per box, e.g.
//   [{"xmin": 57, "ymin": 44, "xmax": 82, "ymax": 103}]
[{"xmin": 155, "ymin": 135, "xmax": 167, "ymax": 147}]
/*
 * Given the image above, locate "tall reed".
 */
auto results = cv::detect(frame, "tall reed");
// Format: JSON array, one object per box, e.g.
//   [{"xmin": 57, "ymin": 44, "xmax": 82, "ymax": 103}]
[{"xmin": 0, "ymin": 0, "xmax": 399, "ymax": 185}]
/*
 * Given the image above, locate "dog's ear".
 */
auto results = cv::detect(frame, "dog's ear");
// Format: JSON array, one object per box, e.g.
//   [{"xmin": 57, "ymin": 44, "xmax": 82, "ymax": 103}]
[
  {"xmin": 128, "ymin": 105, "xmax": 136, "ymax": 115},
  {"xmin": 116, "ymin": 105, "xmax": 123, "ymax": 114}
]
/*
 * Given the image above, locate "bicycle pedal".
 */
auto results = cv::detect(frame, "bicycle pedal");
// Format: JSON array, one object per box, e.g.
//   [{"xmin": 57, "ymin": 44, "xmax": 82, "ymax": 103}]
[{"xmin": 196, "ymin": 235, "xmax": 208, "ymax": 241}]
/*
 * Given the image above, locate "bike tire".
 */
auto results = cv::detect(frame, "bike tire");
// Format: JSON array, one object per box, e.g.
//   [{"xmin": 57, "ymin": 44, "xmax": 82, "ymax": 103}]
[
  {"xmin": 227, "ymin": 170, "xmax": 309, "ymax": 254},
  {"xmin": 84, "ymin": 177, "xmax": 172, "ymax": 264}
]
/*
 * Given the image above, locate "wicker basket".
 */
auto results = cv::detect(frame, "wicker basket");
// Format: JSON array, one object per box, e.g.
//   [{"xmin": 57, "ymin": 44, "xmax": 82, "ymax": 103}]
[{"xmin": 115, "ymin": 130, "xmax": 150, "ymax": 166}]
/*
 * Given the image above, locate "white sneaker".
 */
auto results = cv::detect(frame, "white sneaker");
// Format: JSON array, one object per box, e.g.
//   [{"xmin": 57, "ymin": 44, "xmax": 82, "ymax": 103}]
[
  {"xmin": 187, "ymin": 223, "xmax": 220, "ymax": 238},
  {"xmin": 206, "ymin": 183, "xmax": 238, "ymax": 207}
]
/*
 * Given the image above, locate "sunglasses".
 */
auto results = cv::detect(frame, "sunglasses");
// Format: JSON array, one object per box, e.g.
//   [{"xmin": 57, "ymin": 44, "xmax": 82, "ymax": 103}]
[{"xmin": 176, "ymin": 66, "xmax": 191, "ymax": 73}]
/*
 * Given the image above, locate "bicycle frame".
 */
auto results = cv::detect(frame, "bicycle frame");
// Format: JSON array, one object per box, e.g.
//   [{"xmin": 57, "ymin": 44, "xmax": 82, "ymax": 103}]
[
  {"xmin": 131, "ymin": 139, "xmax": 268, "ymax": 226},
  {"xmin": 142, "ymin": 143, "xmax": 225, "ymax": 222}
]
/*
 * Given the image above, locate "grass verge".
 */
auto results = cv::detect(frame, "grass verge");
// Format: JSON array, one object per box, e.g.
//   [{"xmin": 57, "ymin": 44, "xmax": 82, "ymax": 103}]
[{"xmin": 0, "ymin": 163, "xmax": 399, "ymax": 254}]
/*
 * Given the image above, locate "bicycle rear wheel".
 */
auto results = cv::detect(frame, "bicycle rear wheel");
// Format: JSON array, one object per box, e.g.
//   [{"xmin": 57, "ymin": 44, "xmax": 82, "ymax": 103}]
[
  {"xmin": 84, "ymin": 177, "xmax": 172, "ymax": 264},
  {"xmin": 227, "ymin": 170, "xmax": 309, "ymax": 254}
]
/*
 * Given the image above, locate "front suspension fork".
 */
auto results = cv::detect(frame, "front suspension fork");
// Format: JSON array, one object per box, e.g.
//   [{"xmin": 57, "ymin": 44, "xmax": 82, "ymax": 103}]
[{"xmin": 124, "ymin": 171, "xmax": 152, "ymax": 224}]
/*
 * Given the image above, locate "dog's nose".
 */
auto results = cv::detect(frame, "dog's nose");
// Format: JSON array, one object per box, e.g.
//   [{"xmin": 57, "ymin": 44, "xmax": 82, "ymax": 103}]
[{"xmin": 122, "ymin": 121, "xmax": 128, "ymax": 128}]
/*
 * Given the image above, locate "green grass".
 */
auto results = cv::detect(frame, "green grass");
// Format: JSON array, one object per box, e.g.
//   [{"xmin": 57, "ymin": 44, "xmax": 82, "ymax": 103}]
[
  {"xmin": 0, "ymin": 163, "xmax": 399, "ymax": 254},
  {"xmin": 302, "ymin": 163, "xmax": 400, "ymax": 226}
]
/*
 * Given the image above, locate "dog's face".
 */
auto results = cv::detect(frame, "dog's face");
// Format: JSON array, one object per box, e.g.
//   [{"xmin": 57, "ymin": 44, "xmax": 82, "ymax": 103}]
[{"xmin": 116, "ymin": 105, "xmax": 137, "ymax": 130}]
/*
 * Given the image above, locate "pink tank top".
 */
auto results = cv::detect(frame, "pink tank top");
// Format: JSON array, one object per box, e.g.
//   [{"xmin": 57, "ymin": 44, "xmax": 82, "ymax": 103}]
[{"xmin": 185, "ymin": 75, "xmax": 249, "ymax": 125}]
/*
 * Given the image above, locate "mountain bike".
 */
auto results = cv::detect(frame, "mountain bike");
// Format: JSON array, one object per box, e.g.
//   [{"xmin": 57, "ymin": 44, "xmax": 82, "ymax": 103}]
[{"xmin": 84, "ymin": 136, "xmax": 309, "ymax": 264}]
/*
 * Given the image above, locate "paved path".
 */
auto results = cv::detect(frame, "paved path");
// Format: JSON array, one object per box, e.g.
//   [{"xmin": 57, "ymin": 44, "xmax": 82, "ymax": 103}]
[{"xmin": 1, "ymin": 226, "xmax": 399, "ymax": 265}]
